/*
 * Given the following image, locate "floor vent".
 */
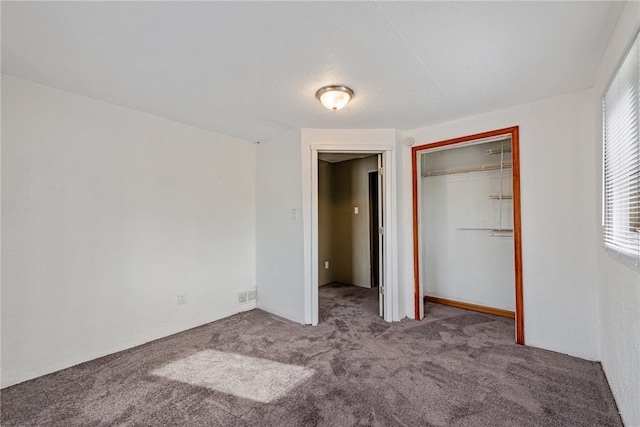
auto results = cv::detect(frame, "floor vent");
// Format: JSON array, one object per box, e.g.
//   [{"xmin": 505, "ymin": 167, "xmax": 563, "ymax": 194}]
[
  {"xmin": 238, "ymin": 291, "xmax": 248, "ymax": 304},
  {"xmin": 238, "ymin": 288, "xmax": 257, "ymax": 304}
]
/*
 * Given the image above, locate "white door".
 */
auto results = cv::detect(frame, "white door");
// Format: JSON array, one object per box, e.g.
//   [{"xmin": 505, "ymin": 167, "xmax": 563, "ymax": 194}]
[{"xmin": 378, "ymin": 154, "xmax": 385, "ymax": 317}]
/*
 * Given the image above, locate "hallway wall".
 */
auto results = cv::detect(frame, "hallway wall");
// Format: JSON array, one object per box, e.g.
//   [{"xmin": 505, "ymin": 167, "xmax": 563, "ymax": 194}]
[
  {"xmin": 318, "ymin": 160, "xmax": 335, "ymax": 286},
  {"xmin": 332, "ymin": 156, "xmax": 378, "ymax": 288}
]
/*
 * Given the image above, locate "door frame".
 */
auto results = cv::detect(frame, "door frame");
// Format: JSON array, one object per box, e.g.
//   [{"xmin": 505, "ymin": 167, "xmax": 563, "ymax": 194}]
[
  {"xmin": 310, "ymin": 145, "xmax": 396, "ymax": 324},
  {"xmin": 411, "ymin": 126, "xmax": 524, "ymax": 344}
]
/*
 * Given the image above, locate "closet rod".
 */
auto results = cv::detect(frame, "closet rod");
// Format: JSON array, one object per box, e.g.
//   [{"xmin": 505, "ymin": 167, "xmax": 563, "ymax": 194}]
[
  {"xmin": 423, "ymin": 161, "xmax": 512, "ymax": 177},
  {"xmin": 459, "ymin": 227, "xmax": 514, "ymax": 237},
  {"xmin": 459, "ymin": 228, "xmax": 514, "ymax": 231},
  {"xmin": 489, "ymin": 230, "xmax": 514, "ymax": 237}
]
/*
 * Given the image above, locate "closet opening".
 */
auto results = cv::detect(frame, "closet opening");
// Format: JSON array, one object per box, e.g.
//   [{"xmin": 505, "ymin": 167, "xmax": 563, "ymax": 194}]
[
  {"xmin": 317, "ymin": 152, "xmax": 384, "ymax": 321},
  {"xmin": 411, "ymin": 127, "xmax": 524, "ymax": 344}
]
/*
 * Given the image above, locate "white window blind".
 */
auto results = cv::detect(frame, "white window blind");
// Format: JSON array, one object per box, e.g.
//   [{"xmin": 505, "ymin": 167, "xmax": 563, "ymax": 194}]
[{"xmin": 603, "ymin": 31, "xmax": 640, "ymax": 266}]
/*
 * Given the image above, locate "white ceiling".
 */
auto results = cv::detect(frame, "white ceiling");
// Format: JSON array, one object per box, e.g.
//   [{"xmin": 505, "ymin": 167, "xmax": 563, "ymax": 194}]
[{"xmin": 1, "ymin": 1, "xmax": 624, "ymax": 143}]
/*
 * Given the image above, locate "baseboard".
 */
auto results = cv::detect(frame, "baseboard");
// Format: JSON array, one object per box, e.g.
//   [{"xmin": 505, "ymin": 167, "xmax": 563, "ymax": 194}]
[
  {"xmin": 424, "ymin": 295, "xmax": 515, "ymax": 319},
  {"xmin": 238, "ymin": 301, "xmax": 257, "ymax": 312}
]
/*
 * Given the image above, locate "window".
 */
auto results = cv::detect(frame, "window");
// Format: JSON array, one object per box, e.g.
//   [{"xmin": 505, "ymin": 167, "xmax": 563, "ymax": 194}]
[{"xmin": 603, "ymin": 31, "xmax": 640, "ymax": 266}]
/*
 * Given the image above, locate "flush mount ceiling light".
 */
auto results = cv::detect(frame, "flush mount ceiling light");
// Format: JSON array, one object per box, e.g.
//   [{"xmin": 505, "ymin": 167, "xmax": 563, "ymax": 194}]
[{"xmin": 315, "ymin": 85, "xmax": 354, "ymax": 111}]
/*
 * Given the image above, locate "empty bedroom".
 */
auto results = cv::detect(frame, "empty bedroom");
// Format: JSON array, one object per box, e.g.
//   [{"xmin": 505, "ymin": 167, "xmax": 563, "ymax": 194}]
[{"xmin": 1, "ymin": 1, "xmax": 638, "ymax": 426}]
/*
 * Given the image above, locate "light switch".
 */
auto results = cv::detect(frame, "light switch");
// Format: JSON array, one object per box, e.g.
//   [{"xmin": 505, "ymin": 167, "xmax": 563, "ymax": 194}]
[
  {"xmin": 292, "ymin": 208, "xmax": 298, "ymax": 220},
  {"xmin": 354, "ymin": 207, "xmax": 359, "ymax": 214}
]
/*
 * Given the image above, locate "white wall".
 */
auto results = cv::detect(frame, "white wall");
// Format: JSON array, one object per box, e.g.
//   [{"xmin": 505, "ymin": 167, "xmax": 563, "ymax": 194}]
[
  {"xmin": 421, "ymin": 169, "xmax": 515, "ymax": 311},
  {"xmin": 396, "ymin": 131, "xmax": 414, "ymax": 321},
  {"xmin": 403, "ymin": 88, "xmax": 600, "ymax": 360},
  {"xmin": 1, "ymin": 76, "xmax": 257, "ymax": 388},
  {"xmin": 255, "ymin": 129, "xmax": 306, "ymax": 323},
  {"xmin": 593, "ymin": 2, "xmax": 640, "ymax": 425},
  {"xmin": 1, "ymin": 73, "xmax": 3, "ymax": 388}
]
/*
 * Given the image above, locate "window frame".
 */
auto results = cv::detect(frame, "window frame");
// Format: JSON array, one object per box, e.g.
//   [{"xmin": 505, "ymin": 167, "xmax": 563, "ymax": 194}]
[{"xmin": 602, "ymin": 29, "xmax": 640, "ymax": 270}]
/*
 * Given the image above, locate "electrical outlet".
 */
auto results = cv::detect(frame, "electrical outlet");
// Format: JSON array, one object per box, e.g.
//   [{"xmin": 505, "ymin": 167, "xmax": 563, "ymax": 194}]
[
  {"xmin": 354, "ymin": 207, "xmax": 359, "ymax": 214},
  {"xmin": 324, "ymin": 261, "xmax": 329, "ymax": 270},
  {"xmin": 178, "ymin": 293, "xmax": 187, "ymax": 305}
]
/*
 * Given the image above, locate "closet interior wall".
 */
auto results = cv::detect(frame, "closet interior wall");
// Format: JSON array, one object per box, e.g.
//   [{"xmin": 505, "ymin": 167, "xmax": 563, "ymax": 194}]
[{"xmin": 421, "ymin": 139, "xmax": 515, "ymax": 311}]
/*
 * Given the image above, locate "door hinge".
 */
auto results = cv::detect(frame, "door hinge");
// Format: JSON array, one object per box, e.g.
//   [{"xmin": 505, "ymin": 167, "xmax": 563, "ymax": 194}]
[
  {"xmin": 380, "ymin": 286, "xmax": 385, "ymax": 295},
  {"xmin": 379, "ymin": 226, "xmax": 384, "ymax": 235},
  {"xmin": 379, "ymin": 166, "xmax": 383, "ymax": 176}
]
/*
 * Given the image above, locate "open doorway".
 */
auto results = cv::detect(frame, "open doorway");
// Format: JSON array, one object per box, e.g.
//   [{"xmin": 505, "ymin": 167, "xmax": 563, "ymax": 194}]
[
  {"xmin": 308, "ymin": 143, "xmax": 396, "ymax": 326},
  {"xmin": 317, "ymin": 153, "xmax": 384, "ymax": 321},
  {"xmin": 412, "ymin": 127, "xmax": 524, "ymax": 344}
]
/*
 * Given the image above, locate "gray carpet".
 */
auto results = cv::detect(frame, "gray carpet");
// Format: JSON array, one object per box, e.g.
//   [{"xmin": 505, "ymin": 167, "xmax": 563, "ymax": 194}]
[{"xmin": 1, "ymin": 283, "xmax": 622, "ymax": 426}]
